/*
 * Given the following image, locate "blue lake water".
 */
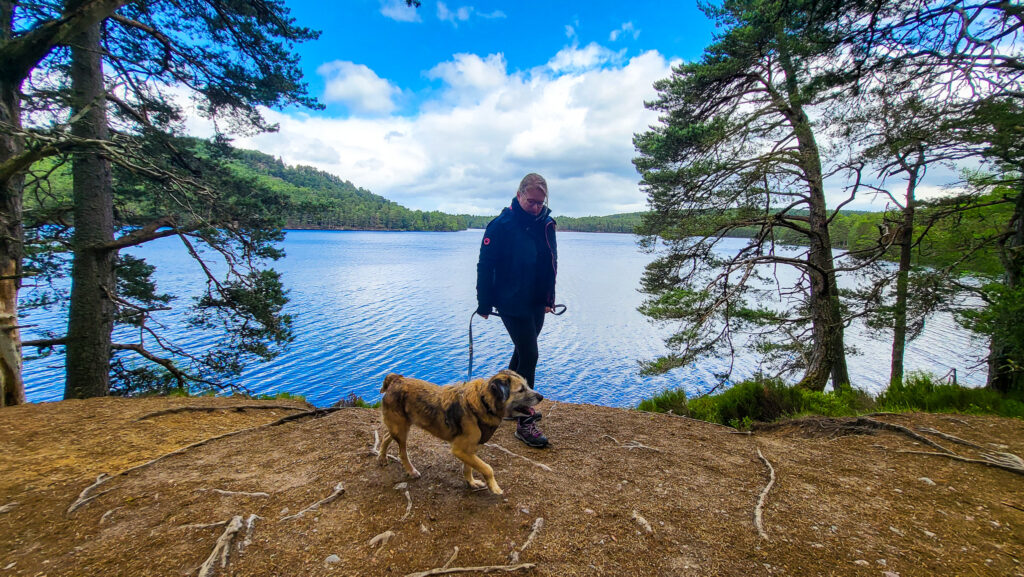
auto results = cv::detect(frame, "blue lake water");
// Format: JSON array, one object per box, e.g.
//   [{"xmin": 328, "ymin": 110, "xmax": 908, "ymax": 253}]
[{"xmin": 21, "ymin": 230, "xmax": 988, "ymax": 407}]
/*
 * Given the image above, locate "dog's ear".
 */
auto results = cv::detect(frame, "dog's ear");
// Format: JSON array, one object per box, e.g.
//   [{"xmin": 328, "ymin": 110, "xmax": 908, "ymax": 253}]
[{"xmin": 488, "ymin": 373, "xmax": 511, "ymax": 404}]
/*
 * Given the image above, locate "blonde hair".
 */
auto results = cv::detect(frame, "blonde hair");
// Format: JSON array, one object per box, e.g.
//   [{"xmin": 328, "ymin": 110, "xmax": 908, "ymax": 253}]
[{"xmin": 517, "ymin": 173, "xmax": 548, "ymax": 197}]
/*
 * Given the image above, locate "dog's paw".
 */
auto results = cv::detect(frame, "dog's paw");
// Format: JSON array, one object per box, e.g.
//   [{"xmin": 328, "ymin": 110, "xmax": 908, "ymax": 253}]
[
  {"xmin": 408, "ymin": 468, "xmax": 421, "ymax": 479},
  {"xmin": 467, "ymin": 479, "xmax": 486, "ymax": 490},
  {"xmin": 489, "ymin": 485, "xmax": 504, "ymax": 495}
]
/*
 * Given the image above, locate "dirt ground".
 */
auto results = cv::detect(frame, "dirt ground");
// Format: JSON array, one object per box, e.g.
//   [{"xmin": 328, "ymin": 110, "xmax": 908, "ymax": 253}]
[{"xmin": 0, "ymin": 395, "xmax": 1022, "ymax": 577}]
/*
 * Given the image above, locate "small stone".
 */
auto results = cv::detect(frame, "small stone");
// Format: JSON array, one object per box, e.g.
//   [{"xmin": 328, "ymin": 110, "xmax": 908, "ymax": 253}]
[
  {"xmin": 889, "ymin": 526, "xmax": 905, "ymax": 537},
  {"xmin": 419, "ymin": 523, "xmax": 429, "ymax": 533},
  {"xmin": 280, "ymin": 507, "xmax": 289, "ymax": 515},
  {"xmin": 811, "ymin": 543, "xmax": 825, "ymax": 549},
  {"xmin": 893, "ymin": 489, "xmax": 903, "ymax": 494},
  {"xmin": 990, "ymin": 521, "xmax": 1001, "ymax": 529},
  {"xmin": 918, "ymin": 477, "xmax": 936, "ymax": 486},
  {"xmin": 877, "ymin": 559, "xmax": 887, "ymax": 566},
  {"xmin": 394, "ymin": 482, "xmax": 408, "ymax": 490},
  {"xmin": 883, "ymin": 572, "xmax": 901, "ymax": 577},
  {"xmin": 830, "ymin": 525, "xmax": 838, "ymax": 533},
  {"xmin": 854, "ymin": 560, "xmax": 870, "ymax": 566},
  {"xmin": 922, "ymin": 530, "xmax": 937, "ymax": 539},
  {"xmin": 584, "ymin": 508, "xmax": 596, "ymax": 515},
  {"xmin": 324, "ymin": 555, "xmax": 341, "ymax": 565},
  {"xmin": 520, "ymin": 507, "xmax": 530, "ymax": 515}
]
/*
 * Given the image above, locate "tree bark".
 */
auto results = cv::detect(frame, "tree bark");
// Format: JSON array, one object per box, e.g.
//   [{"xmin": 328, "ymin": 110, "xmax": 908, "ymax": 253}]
[
  {"xmin": 890, "ymin": 169, "xmax": 919, "ymax": 389},
  {"xmin": 987, "ymin": 186, "xmax": 1024, "ymax": 393},
  {"xmin": 63, "ymin": 12, "xmax": 114, "ymax": 399},
  {"xmin": 0, "ymin": 1, "xmax": 25, "ymax": 406}
]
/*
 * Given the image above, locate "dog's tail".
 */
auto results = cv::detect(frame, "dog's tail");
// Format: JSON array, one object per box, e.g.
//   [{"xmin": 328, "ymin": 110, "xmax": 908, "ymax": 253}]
[{"xmin": 381, "ymin": 373, "xmax": 403, "ymax": 394}]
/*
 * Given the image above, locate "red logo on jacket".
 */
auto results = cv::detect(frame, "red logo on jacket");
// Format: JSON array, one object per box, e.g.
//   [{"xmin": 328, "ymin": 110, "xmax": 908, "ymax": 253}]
[{"xmin": 483, "ymin": 237, "xmax": 491, "ymax": 245}]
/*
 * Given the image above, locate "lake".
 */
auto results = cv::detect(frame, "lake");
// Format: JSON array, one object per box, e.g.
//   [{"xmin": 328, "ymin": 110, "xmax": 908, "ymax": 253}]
[{"xmin": 21, "ymin": 230, "xmax": 988, "ymax": 407}]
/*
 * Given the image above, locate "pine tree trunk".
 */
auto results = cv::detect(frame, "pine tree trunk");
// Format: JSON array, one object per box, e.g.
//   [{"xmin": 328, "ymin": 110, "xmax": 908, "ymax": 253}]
[
  {"xmin": 789, "ymin": 112, "xmax": 849, "ymax": 393},
  {"xmin": 890, "ymin": 175, "xmax": 918, "ymax": 389},
  {"xmin": 0, "ymin": 2, "xmax": 26, "ymax": 406},
  {"xmin": 63, "ymin": 15, "xmax": 115, "ymax": 399},
  {"xmin": 987, "ymin": 187, "xmax": 1024, "ymax": 393}
]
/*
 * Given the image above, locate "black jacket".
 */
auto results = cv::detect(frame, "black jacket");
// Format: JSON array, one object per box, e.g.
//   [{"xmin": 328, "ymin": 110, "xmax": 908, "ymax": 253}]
[{"xmin": 476, "ymin": 199, "xmax": 557, "ymax": 317}]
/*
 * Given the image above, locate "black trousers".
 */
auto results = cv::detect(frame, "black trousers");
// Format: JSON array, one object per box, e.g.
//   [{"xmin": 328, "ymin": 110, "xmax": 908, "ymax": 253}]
[{"xmin": 500, "ymin": 308, "xmax": 546, "ymax": 388}]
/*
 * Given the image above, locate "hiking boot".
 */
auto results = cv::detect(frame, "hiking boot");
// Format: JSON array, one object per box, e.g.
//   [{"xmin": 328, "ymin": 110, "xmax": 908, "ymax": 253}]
[{"xmin": 515, "ymin": 414, "xmax": 549, "ymax": 448}]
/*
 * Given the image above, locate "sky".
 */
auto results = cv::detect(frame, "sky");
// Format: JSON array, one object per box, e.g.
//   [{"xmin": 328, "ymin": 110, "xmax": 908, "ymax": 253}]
[{"xmin": 184, "ymin": 1, "xmax": 960, "ymax": 218}]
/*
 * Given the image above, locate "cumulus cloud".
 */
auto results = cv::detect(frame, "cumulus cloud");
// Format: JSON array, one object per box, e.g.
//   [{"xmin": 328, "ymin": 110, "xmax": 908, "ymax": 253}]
[
  {"xmin": 317, "ymin": 61, "xmax": 399, "ymax": 115},
  {"xmin": 380, "ymin": 0, "xmax": 421, "ymax": 22},
  {"xmin": 229, "ymin": 47, "xmax": 675, "ymax": 217}
]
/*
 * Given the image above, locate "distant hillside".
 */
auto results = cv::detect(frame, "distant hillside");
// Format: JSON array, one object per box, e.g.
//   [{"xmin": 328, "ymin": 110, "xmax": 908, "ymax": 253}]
[
  {"xmin": 225, "ymin": 148, "xmax": 464, "ymax": 231},
  {"xmin": 460, "ymin": 211, "xmax": 646, "ymax": 233}
]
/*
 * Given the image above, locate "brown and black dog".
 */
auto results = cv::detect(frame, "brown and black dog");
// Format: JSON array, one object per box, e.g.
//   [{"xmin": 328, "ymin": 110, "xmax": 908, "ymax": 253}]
[{"xmin": 377, "ymin": 370, "xmax": 543, "ymax": 494}]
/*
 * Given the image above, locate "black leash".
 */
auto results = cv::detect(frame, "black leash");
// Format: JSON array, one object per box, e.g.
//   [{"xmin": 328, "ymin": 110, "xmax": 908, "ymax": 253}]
[{"xmin": 468, "ymin": 304, "xmax": 566, "ymax": 381}]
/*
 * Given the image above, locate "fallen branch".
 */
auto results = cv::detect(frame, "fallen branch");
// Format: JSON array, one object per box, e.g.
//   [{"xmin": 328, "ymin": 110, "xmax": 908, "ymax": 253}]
[
  {"xmin": 754, "ymin": 447, "xmax": 776, "ymax": 540},
  {"xmin": 197, "ymin": 515, "xmax": 243, "ymax": 577},
  {"xmin": 135, "ymin": 404, "xmax": 309, "ymax": 421},
  {"xmin": 510, "ymin": 518, "xmax": 543, "ymax": 563},
  {"xmin": 484, "ymin": 443, "xmax": 553, "ymax": 472},
  {"xmin": 66, "ymin": 474, "xmax": 114, "ymax": 515},
  {"xmin": 916, "ymin": 427, "xmax": 985, "ymax": 450},
  {"xmin": 202, "ymin": 489, "xmax": 271, "ymax": 498},
  {"xmin": 1002, "ymin": 501, "xmax": 1024, "ymax": 513},
  {"xmin": 280, "ymin": 482, "xmax": 345, "ymax": 521},
  {"xmin": 404, "ymin": 563, "xmax": 536, "ymax": 577},
  {"xmin": 66, "ymin": 409, "xmax": 337, "ymax": 514},
  {"xmin": 897, "ymin": 450, "xmax": 1024, "ymax": 477}
]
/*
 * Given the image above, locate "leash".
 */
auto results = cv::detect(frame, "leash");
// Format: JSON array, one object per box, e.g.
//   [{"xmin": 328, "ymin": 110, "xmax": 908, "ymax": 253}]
[{"xmin": 468, "ymin": 304, "xmax": 567, "ymax": 381}]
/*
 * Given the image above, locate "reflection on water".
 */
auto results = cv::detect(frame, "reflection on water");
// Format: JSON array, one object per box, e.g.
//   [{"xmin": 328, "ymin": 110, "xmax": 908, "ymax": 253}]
[{"xmin": 22, "ymin": 230, "xmax": 987, "ymax": 407}]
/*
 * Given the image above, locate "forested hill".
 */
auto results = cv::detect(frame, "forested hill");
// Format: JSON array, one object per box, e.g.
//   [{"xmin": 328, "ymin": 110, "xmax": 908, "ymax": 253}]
[
  {"xmin": 227, "ymin": 148, "xmax": 464, "ymax": 231},
  {"xmin": 460, "ymin": 211, "xmax": 645, "ymax": 233}
]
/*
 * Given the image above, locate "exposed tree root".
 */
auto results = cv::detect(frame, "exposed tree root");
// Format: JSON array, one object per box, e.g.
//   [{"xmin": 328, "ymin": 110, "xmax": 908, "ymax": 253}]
[
  {"xmin": 916, "ymin": 427, "xmax": 985, "ymax": 451},
  {"xmin": 240, "ymin": 514, "xmax": 262, "ymax": 551},
  {"xmin": 202, "ymin": 488, "xmax": 271, "ymax": 498},
  {"xmin": 280, "ymin": 482, "xmax": 345, "ymax": 521},
  {"xmin": 66, "ymin": 409, "xmax": 338, "ymax": 514},
  {"xmin": 0, "ymin": 502, "xmax": 18, "ymax": 514},
  {"xmin": 404, "ymin": 562, "xmax": 536, "ymax": 577},
  {"xmin": 443, "ymin": 547, "xmax": 459, "ymax": 569},
  {"xmin": 510, "ymin": 517, "xmax": 543, "ymax": 563},
  {"xmin": 179, "ymin": 520, "xmax": 231, "ymax": 531},
  {"xmin": 754, "ymin": 417, "xmax": 954, "ymax": 454},
  {"xmin": 371, "ymin": 429, "xmax": 401, "ymax": 463},
  {"xmin": 135, "ymin": 404, "xmax": 309, "ymax": 421},
  {"xmin": 897, "ymin": 450, "xmax": 1024, "ymax": 476},
  {"xmin": 484, "ymin": 443, "xmax": 553, "ymax": 472},
  {"xmin": 601, "ymin": 434, "xmax": 662, "ymax": 452},
  {"xmin": 66, "ymin": 474, "xmax": 114, "ymax": 515},
  {"xmin": 754, "ymin": 447, "xmax": 776, "ymax": 540},
  {"xmin": 369, "ymin": 530, "xmax": 396, "ymax": 548},
  {"xmin": 1002, "ymin": 501, "xmax": 1024, "ymax": 513},
  {"xmin": 197, "ymin": 515, "xmax": 243, "ymax": 577},
  {"xmin": 399, "ymin": 487, "xmax": 413, "ymax": 521}
]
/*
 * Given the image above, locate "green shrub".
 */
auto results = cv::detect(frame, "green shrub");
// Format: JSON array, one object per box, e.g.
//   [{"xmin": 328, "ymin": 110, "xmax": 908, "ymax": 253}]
[
  {"xmin": 333, "ymin": 392, "xmax": 379, "ymax": 408},
  {"xmin": 877, "ymin": 371, "xmax": 1024, "ymax": 418},
  {"xmin": 256, "ymin": 391, "xmax": 307, "ymax": 402}
]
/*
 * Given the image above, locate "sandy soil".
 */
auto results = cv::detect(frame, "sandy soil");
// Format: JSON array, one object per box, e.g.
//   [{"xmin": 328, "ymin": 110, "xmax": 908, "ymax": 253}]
[{"xmin": 0, "ymin": 396, "xmax": 1022, "ymax": 577}]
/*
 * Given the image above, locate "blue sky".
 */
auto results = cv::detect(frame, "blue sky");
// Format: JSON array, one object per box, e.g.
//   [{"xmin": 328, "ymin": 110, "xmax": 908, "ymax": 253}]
[
  {"xmin": 185, "ymin": 1, "xmax": 956, "ymax": 217},
  {"xmin": 180, "ymin": 1, "xmax": 720, "ymax": 217}
]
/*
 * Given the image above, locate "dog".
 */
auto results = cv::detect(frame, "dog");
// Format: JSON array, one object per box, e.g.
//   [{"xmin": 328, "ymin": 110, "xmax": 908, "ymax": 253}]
[{"xmin": 377, "ymin": 370, "xmax": 543, "ymax": 494}]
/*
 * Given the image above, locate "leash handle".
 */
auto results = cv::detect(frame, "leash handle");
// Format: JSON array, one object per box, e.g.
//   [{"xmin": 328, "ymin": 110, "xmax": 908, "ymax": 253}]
[
  {"xmin": 550, "ymin": 304, "xmax": 567, "ymax": 315},
  {"xmin": 469, "ymin": 305, "xmax": 565, "ymax": 381}
]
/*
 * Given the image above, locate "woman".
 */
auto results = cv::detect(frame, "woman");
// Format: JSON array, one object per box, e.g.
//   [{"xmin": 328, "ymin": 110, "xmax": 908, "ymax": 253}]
[{"xmin": 476, "ymin": 173, "xmax": 557, "ymax": 448}]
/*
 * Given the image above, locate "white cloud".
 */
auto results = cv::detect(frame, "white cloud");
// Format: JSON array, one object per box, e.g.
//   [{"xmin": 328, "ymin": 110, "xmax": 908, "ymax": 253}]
[
  {"xmin": 610, "ymin": 22, "xmax": 640, "ymax": 42},
  {"xmin": 380, "ymin": 0, "xmax": 421, "ymax": 22},
  {"xmin": 227, "ymin": 47, "xmax": 675, "ymax": 217},
  {"xmin": 437, "ymin": 3, "xmax": 504, "ymax": 26},
  {"xmin": 317, "ymin": 61, "xmax": 399, "ymax": 115},
  {"xmin": 547, "ymin": 42, "xmax": 625, "ymax": 73}
]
